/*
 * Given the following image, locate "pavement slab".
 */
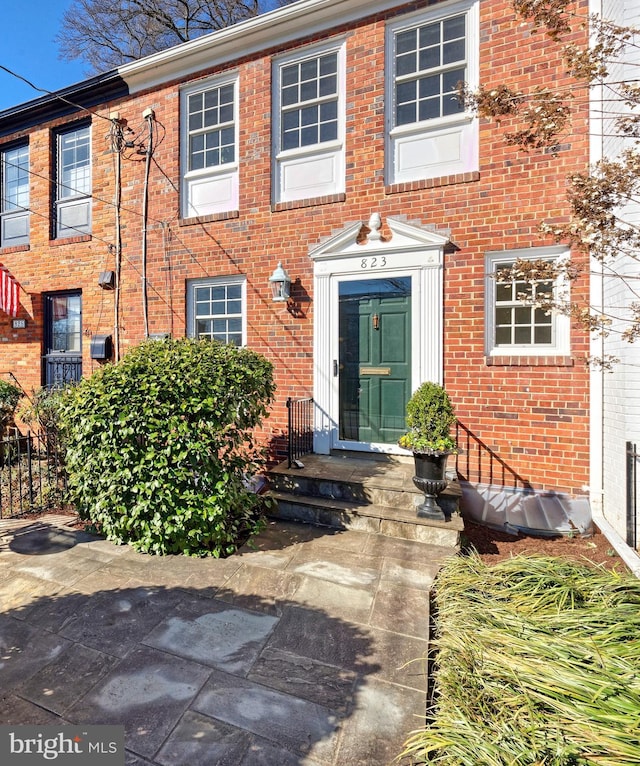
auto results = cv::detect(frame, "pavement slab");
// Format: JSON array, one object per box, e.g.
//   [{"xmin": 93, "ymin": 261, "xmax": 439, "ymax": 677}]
[
  {"xmin": 192, "ymin": 668, "xmax": 340, "ymax": 763},
  {"xmin": 144, "ymin": 601, "xmax": 278, "ymax": 674},
  {"xmin": 66, "ymin": 644, "xmax": 212, "ymax": 759},
  {"xmin": 0, "ymin": 515, "xmax": 452, "ymax": 765}
]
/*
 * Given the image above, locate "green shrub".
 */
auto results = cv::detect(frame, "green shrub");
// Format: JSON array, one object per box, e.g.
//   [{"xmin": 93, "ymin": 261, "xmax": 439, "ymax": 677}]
[
  {"xmin": 398, "ymin": 381, "xmax": 457, "ymax": 453},
  {"xmin": 57, "ymin": 338, "xmax": 275, "ymax": 556},
  {"xmin": 0, "ymin": 379, "xmax": 23, "ymax": 434}
]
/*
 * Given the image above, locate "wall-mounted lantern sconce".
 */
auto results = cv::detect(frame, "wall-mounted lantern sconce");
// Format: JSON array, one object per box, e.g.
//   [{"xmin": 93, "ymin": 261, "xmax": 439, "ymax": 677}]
[{"xmin": 269, "ymin": 262, "xmax": 291, "ymax": 303}]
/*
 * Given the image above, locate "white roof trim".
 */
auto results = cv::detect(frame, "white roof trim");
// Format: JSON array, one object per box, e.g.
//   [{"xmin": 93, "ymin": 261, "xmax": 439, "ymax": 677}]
[{"xmin": 118, "ymin": 0, "xmax": 409, "ymax": 94}]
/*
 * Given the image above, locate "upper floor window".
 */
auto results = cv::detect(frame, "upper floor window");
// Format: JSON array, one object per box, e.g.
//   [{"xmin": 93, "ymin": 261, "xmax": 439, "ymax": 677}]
[
  {"xmin": 386, "ymin": 0, "xmax": 479, "ymax": 185},
  {"xmin": 273, "ymin": 40, "xmax": 345, "ymax": 204},
  {"xmin": 55, "ymin": 124, "xmax": 91, "ymax": 238},
  {"xmin": 485, "ymin": 247, "xmax": 570, "ymax": 358},
  {"xmin": 186, "ymin": 275, "xmax": 246, "ymax": 346},
  {"xmin": 181, "ymin": 75, "xmax": 238, "ymax": 218},
  {"xmin": 1, "ymin": 142, "xmax": 30, "ymax": 248}
]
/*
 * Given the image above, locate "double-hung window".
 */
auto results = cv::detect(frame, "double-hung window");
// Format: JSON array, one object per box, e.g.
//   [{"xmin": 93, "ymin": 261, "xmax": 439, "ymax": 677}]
[
  {"xmin": 181, "ymin": 75, "xmax": 238, "ymax": 218},
  {"xmin": 386, "ymin": 0, "xmax": 479, "ymax": 184},
  {"xmin": 1, "ymin": 142, "xmax": 30, "ymax": 248},
  {"xmin": 55, "ymin": 124, "xmax": 91, "ymax": 238},
  {"xmin": 273, "ymin": 40, "xmax": 345, "ymax": 203},
  {"xmin": 187, "ymin": 276, "xmax": 246, "ymax": 346},
  {"xmin": 485, "ymin": 247, "xmax": 571, "ymax": 358}
]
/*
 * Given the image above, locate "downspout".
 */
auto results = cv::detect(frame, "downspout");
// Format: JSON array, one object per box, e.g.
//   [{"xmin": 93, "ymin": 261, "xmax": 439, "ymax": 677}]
[
  {"xmin": 141, "ymin": 108, "xmax": 155, "ymax": 339},
  {"xmin": 588, "ymin": 0, "xmax": 605, "ymax": 516},
  {"xmin": 114, "ymin": 126, "xmax": 122, "ymax": 362}
]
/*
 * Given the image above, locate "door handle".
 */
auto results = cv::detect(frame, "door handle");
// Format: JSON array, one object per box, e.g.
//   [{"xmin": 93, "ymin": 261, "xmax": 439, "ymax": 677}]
[{"xmin": 333, "ymin": 359, "xmax": 338, "ymax": 377}]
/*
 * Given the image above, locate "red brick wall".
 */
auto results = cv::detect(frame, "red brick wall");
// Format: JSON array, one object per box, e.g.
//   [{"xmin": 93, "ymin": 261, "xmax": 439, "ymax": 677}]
[{"xmin": 0, "ymin": 0, "xmax": 590, "ymax": 493}]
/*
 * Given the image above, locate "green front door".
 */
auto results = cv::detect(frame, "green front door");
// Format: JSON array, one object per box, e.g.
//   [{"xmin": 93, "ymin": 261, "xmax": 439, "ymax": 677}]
[{"xmin": 338, "ymin": 277, "xmax": 411, "ymax": 444}]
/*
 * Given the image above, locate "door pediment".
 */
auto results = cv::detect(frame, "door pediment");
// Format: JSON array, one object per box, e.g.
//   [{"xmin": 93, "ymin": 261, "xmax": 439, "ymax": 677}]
[{"xmin": 309, "ymin": 216, "xmax": 451, "ymax": 263}]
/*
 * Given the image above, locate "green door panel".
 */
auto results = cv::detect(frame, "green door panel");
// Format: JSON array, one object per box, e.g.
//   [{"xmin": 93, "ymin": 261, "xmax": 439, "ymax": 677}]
[{"xmin": 338, "ymin": 277, "xmax": 411, "ymax": 444}]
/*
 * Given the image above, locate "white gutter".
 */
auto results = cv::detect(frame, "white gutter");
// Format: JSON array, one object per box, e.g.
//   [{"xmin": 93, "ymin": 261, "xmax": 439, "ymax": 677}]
[{"xmin": 117, "ymin": 0, "xmax": 410, "ymax": 94}]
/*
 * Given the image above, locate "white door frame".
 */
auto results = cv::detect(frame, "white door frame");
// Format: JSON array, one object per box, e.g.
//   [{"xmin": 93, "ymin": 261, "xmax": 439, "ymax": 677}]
[{"xmin": 309, "ymin": 215, "xmax": 450, "ymax": 455}]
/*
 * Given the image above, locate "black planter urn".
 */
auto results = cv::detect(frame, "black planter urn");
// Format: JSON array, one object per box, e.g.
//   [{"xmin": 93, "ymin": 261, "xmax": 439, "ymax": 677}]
[{"xmin": 412, "ymin": 452, "xmax": 449, "ymax": 520}]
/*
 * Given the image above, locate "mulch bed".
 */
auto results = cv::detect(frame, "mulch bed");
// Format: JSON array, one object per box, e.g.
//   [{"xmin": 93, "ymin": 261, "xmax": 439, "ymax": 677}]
[{"xmin": 462, "ymin": 518, "xmax": 628, "ymax": 572}]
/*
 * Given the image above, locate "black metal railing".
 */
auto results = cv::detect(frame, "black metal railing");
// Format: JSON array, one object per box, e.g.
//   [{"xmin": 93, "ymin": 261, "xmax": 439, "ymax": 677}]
[
  {"xmin": 455, "ymin": 421, "xmax": 533, "ymax": 492},
  {"xmin": 287, "ymin": 397, "xmax": 314, "ymax": 468},
  {"xmin": 43, "ymin": 355, "xmax": 82, "ymax": 389},
  {"xmin": 0, "ymin": 428, "xmax": 67, "ymax": 518},
  {"xmin": 626, "ymin": 441, "xmax": 638, "ymax": 549}
]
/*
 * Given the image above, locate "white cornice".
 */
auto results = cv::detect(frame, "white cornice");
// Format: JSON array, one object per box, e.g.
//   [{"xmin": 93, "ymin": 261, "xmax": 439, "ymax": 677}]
[{"xmin": 118, "ymin": 0, "xmax": 410, "ymax": 94}]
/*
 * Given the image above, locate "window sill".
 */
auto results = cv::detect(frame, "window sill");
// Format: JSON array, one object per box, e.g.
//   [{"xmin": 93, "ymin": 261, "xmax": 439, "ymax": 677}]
[
  {"xmin": 486, "ymin": 355, "xmax": 574, "ymax": 367},
  {"xmin": 179, "ymin": 211, "xmax": 240, "ymax": 226},
  {"xmin": 272, "ymin": 193, "xmax": 346, "ymax": 212},
  {"xmin": 50, "ymin": 234, "xmax": 92, "ymax": 246},
  {"xmin": 0, "ymin": 244, "xmax": 29, "ymax": 254},
  {"xmin": 386, "ymin": 171, "xmax": 479, "ymax": 195}
]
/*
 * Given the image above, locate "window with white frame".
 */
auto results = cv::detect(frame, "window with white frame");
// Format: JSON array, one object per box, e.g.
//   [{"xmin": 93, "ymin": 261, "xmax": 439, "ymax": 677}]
[
  {"xmin": 386, "ymin": 0, "xmax": 479, "ymax": 185},
  {"xmin": 181, "ymin": 75, "xmax": 238, "ymax": 218},
  {"xmin": 55, "ymin": 124, "xmax": 91, "ymax": 238},
  {"xmin": 273, "ymin": 40, "xmax": 345, "ymax": 203},
  {"xmin": 187, "ymin": 276, "xmax": 246, "ymax": 346},
  {"xmin": 485, "ymin": 247, "xmax": 570, "ymax": 357},
  {"xmin": 1, "ymin": 142, "xmax": 29, "ymax": 248}
]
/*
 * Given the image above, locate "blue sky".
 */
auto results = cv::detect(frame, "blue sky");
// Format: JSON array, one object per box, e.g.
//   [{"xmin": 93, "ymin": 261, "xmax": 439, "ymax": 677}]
[{"xmin": 0, "ymin": 1, "xmax": 89, "ymax": 112}]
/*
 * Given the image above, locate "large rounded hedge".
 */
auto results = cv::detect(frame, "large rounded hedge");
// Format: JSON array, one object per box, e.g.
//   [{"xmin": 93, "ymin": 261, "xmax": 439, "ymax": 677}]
[{"xmin": 57, "ymin": 338, "xmax": 275, "ymax": 556}]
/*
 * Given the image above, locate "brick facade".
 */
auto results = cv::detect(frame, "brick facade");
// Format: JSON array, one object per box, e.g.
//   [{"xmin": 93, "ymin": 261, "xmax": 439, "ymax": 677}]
[{"xmin": 0, "ymin": 0, "xmax": 590, "ymax": 495}]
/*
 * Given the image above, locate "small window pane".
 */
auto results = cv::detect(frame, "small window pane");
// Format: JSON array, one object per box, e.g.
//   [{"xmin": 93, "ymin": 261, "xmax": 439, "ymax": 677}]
[
  {"xmin": 514, "ymin": 326, "xmax": 531, "ymax": 344},
  {"xmin": 319, "ymin": 121, "xmax": 337, "ymax": 142},
  {"xmin": 443, "ymin": 15, "xmax": 465, "ymax": 41},
  {"xmin": 495, "ymin": 326, "xmax": 512, "ymax": 345},
  {"xmin": 419, "ymin": 47, "xmax": 440, "ymax": 71},
  {"xmin": 495, "ymin": 307, "xmax": 512, "ymax": 326},
  {"xmin": 397, "ymin": 30, "xmax": 417, "ymax": 55},
  {"xmin": 396, "ymin": 52, "xmax": 416, "ymax": 77},
  {"xmin": 496, "ymin": 282, "xmax": 513, "ymax": 302},
  {"xmin": 443, "ymin": 39, "xmax": 465, "ymax": 65},
  {"xmin": 397, "ymin": 103, "xmax": 416, "ymax": 125},
  {"xmin": 534, "ymin": 325, "xmax": 552, "ymax": 344}
]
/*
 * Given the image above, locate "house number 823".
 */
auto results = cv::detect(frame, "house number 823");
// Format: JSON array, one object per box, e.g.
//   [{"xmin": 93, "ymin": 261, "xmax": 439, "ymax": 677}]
[{"xmin": 360, "ymin": 256, "xmax": 387, "ymax": 269}]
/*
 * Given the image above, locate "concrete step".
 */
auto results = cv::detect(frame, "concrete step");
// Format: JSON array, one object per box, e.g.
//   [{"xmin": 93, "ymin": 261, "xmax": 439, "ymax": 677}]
[
  {"xmin": 267, "ymin": 453, "xmax": 463, "ymax": 547},
  {"xmin": 269, "ymin": 452, "xmax": 460, "ymax": 510},
  {"xmin": 269, "ymin": 490, "xmax": 463, "ymax": 548}
]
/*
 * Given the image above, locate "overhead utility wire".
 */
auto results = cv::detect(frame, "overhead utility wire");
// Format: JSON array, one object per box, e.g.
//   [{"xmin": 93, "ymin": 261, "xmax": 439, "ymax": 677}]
[{"xmin": 0, "ymin": 64, "xmax": 116, "ymax": 124}]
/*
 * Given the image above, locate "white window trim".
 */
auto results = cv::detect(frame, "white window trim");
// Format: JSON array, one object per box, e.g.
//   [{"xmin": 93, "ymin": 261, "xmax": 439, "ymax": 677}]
[
  {"xmin": 272, "ymin": 37, "xmax": 346, "ymax": 204},
  {"xmin": 0, "ymin": 142, "xmax": 30, "ymax": 248},
  {"xmin": 55, "ymin": 124, "xmax": 92, "ymax": 238},
  {"xmin": 385, "ymin": 0, "xmax": 479, "ymax": 185},
  {"xmin": 186, "ymin": 274, "xmax": 247, "ymax": 346},
  {"xmin": 180, "ymin": 72, "xmax": 239, "ymax": 218},
  {"xmin": 485, "ymin": 246, "xmax": 571, "ymax": 358}
]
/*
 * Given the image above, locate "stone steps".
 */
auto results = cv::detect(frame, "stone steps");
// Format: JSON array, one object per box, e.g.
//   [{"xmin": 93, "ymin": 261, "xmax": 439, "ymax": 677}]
[{"xmin": 267, "ymin": 453, "xmax": 463, "ymax": 548}]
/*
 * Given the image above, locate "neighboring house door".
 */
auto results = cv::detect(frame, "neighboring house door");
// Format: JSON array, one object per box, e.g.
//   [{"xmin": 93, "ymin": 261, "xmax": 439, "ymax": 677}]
[
  {"xmin": 338, "ymin": 277, "xmax": 411, "ymax": 444},
  {"xmin": 43, "ymin": 292, "xmax": 82, "ymax": 388}
]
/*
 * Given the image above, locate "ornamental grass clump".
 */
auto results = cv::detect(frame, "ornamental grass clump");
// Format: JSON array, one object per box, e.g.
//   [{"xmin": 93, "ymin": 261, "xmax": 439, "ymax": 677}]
[
  {"xmin": 400, "ymin": 553, "xmax": 640, "ymax": 765},
  {"xmin": 56, "ymin": 338, "xmax": 275, "ymax": 557}
]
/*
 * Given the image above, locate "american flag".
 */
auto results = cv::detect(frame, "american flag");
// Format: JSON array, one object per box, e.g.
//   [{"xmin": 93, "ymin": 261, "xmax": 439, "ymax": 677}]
[{"xmin": 0, "ymin": 265, "xmax": 19, "ymax": 317}]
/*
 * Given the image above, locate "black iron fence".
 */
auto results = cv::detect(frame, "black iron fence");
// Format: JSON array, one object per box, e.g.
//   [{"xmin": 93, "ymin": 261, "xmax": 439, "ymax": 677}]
[
  {"xmin": 0, "ymin": 428, "xmax": 67, "ymax": 518},
  {"xmin": 287, "ymin": 397, "xmax": 314, "ymax": 468},
  {"xmin": 627, "ymin": 441, "xmax": 638, "ymax": 549}
]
